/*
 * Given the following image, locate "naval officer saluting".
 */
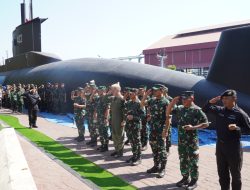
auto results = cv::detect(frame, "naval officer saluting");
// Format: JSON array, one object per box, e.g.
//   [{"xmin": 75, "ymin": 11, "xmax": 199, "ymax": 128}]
[{"xmin": 203, "ymin": 89, "xmax": 250, "ymax": 190}]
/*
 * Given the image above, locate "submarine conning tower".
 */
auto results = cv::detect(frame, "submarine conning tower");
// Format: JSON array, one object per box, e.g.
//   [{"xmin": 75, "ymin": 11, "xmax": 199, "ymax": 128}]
[{"xmin": 0, "ymin": 0, "xmax": 61, "ymax": 73}]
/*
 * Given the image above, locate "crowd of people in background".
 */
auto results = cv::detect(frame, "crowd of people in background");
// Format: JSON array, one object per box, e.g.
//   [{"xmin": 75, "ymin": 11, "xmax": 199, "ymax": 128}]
[{"xmin": 0, "ymin": 80, "xmax": 249, "ymax": 190}]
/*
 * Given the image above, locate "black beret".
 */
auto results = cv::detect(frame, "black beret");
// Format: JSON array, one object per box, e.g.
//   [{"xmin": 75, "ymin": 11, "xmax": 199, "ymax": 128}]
[{"xmin": 221, "ymin": 89, "xmax": 237, "ymax": 98}]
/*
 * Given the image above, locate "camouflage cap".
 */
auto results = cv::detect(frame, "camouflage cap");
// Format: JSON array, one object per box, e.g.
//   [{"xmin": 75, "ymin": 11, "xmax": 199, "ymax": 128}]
[
  {"xmin": 98, "ymin": 86, "xmax": 107, "ymax": 90},
  {"xmin": 181, "ymin": 91, "xmax": 194, "ymax": 99},
  {"xmin": 130, "ymin": 88, "xmax": 138, "ymax": 93},
  {"xmin": 139, "ymin": 85, "xmax": 147, "ymax": 89}
]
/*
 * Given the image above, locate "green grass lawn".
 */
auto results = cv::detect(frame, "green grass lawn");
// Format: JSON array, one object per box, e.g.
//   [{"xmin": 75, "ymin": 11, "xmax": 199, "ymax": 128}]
[{"xmin": 0, "ymin": 115, "xmax": 137, "ymax": 190}]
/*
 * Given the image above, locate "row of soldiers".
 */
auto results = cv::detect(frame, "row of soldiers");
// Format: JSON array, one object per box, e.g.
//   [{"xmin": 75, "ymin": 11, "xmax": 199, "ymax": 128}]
[
  {"xmin": 0, "ymin": 83, "xmax": 67, "ymax": 115},
  {"xmin": 72, "ymin": 81, "xmax": 250, "ymax": 190}
]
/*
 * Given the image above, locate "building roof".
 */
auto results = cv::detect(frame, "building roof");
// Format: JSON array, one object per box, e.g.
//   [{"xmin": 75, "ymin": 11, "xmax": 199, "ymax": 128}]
[{"xmin": 145, "ymin": 19, "xmax": 250, "ymax": 50}]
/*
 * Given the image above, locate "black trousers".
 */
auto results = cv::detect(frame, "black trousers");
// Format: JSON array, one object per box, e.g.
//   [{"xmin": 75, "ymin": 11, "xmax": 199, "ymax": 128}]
[
  {"xmin": 216, "ymin": 140, "xmax": 243, "ymax": 190},
  {"xmin": 28, "ymin": 109, "xmax": 38, "ymax": 127}
]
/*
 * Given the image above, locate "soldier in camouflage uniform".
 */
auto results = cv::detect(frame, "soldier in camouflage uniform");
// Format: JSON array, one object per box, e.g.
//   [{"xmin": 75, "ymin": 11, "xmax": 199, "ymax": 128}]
[
  {"xmin": 141, "ymin": 84, "xmax": 170, "ymax": 178},
  {"xmin": 52, "ymin": 83, "xmax": 60, "ymax": 114},
  {"xmin": 58, "ymin": 83, "xmax": 67, "ymax": 114},
  {"xmin": 44, "ymin": 83, "xmax": 53, "ymax": 112},
  {"xmin": 86, "ymin": 81, "xmax": 99, "ymax": 147},
  {"xmin": 124, "ymin": 88, "xmax": 144, "ymax": 166},
  {"xmin": 164, "ymin": 91, "xmax": 209, "ymax": 190},
  {"xmin": 96, "ymin": 86, "xmax": 110, "ymax": 152},
  {"xmin": 138, "ymin": 85, "xmax": 149, "ymax": 151},
  {"xmin": 10, "ymin": 85, "xmax": 18, "ymax": 112},
  {"xmin": 16, "ymin": 84, "xmax": 24, "ymax": 113},
  {"xmin": 73, "ymin": 87, "xmax": 86, "ymax": 142}
]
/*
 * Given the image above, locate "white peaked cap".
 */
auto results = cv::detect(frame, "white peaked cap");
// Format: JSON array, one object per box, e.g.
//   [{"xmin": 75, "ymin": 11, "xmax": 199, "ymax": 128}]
[{"xmin": 111, "ymin": 82, "xmax": 121, "ymax": 90}]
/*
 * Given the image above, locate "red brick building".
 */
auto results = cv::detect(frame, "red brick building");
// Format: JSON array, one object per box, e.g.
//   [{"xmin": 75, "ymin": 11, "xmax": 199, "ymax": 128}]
[{"xmin": 143, "ymin": 20, "xmax": 250, "ymax": 75}]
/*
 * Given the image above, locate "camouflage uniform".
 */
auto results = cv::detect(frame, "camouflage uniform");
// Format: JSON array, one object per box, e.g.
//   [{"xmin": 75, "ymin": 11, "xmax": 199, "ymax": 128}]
[
  {"xmin": 148, "ymin": 96, "xmax": 170, "ymax": 169},
  {"xmin": 10, "ymin": 89, "xmax": 17, "ymax": 112},
  {"xmin": 16, "ymin": 88, "xmax": 24, "ymax": 113},
  {"xmin": 96, "ymin": 93, "xmax": 111, "ymax": 148},
  {"xmin": 124, "ymin": 98, "xmax": 144, "ymax": 161},
  {"xmin": 58, "ymin": 86, "xmax": 66, "ymax": 114},
  {"xmin": 138, "ymin": 95, "xmax": 149, "ymax": 148},
  {"xmin": 45, "ymin": 86, "xmax": 53, "ymax": 112},
  {"xmin": 172, "ymin": 105, "xmax": 208, "ymax": 180},
  {"xmin": 74, "ymin": 96, "xmax": 86, "ymax": 138},
  {"xmin": 52, "ymin": 87, "xmax": 60, "ymax": 113},
  {"xmin": 88, "ymin": 94, "xmax": 99, "ymax": 143}
]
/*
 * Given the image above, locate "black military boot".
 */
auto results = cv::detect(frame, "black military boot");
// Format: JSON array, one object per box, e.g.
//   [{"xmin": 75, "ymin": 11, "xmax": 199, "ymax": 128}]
[
  {"xmin": 124, "ymin": 139, "xmax": 130, "ymax": 145},
  {"xmin": 186, "ymin": 179, "xmax": 198, "ymax": 190},
  {"xmin": 96, "ymin": 145, "xmax": 103, "ymax": 151},
  {"xmin": 141, "ymin": 145, "xmax": 148, "ymax": 151},
  {"xmin": 157, "ymin": 161, "xmax": 166, "ymax": 178},
  {"xmin": 100, "ymin": 145, "xmax": 109, "ymax": 152},
  {"xmin": 90, "ymin": 141, "xmax": 97, "ymax": 147},
  {"xmin": 77, "ymin": 136, "xmax": 85, "ymax": 142},
  {"xmin": 126, "ymin": 156, "xmax": 134, "ymax": 163},
  {"xmin": 86, "ymin": 140, "xmax": 94, "ymax": 145},
  {"xmin": 146, "ymin": 165, "xmax": 159, "ymax": 174},
  {"xmin": 74, "ymin": 136, "xmax": 80, "ymax": 141},
  {"xmin": 176, "ymin": 176, "xmax": 190, "ymax": 187},
  {"xmin": 132, "ymin": 157, "xmax": 142, "ymax": 166}
]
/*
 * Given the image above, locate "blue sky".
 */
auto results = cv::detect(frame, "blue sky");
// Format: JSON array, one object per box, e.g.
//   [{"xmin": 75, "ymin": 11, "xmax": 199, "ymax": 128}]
[{"xmin": 0, "ymin": 0, "xmax": 250, "ymax": 61}]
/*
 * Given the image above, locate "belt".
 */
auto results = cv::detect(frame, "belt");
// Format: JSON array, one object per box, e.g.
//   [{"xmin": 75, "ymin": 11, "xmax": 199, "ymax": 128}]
[{"xmin": 217, "ymin": 139, "xmax": 240, "ymax": 144}]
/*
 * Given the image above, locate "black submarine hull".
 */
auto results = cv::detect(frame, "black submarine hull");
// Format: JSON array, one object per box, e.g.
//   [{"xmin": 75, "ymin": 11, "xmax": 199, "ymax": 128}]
[{"xmin": 1, "ymin": 58, "xmax": 250, "ymax": 115}]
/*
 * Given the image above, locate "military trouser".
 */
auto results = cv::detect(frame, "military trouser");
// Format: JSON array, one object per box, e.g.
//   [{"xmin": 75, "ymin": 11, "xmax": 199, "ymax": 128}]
[
  {"xmin": 28, "ymin": 108, "xmax": 38, "ymax": 127},
  {"xmin": 149, "ymin": 125, "xmax": 167, "ymax": 168},
  {"xmin": 75, "ymin": 115, "xmax": 85, "ymax": 137},
  {"xmin": 98, "ymin": 118, "xmax": 109, "ymax": 146},
  {"xmin": 178, "ymin": 138, "xmax": 199, "ymax": 180},
  {"xmin": 140, "ymin": 119, "xmax": 148, "ymax": 147},
  {"xmin": 52, "ymin": 100, "xmax": 59, "ymax": 113},
  {"xmin": 58, "ymin": 100, "xmax": 66, "ymax": 114},
  {"xmin": 17, "ymin": 102, "xmax": 24, "ymax": 113},
  {"xmin": 11, "ymin": 101, "xmax": 17, "ymax": 112},
  {"xmin": 88, "ymin": 114, "xmax": 99, "ymax": 142},
  {"xmin": 165, "ymin": 127, "xmax": 172, "ymax": 153},
  {"xmin": 216, "ymin": 140, "xmax": 242, "ymax": 190},
  {"xmin": 126, "ymin": 122, "xmax": 141, "ymax": 159}
]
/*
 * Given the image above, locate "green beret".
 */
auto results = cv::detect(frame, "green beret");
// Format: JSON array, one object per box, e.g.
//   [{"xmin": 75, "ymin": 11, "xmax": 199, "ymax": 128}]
[
  {"xmin": 152, "ymin": 84, "xmax": 164, "ymax": 90},
  {"xmin": 124, "ymin": 87, "xmax": 131, "ymax": 92}
]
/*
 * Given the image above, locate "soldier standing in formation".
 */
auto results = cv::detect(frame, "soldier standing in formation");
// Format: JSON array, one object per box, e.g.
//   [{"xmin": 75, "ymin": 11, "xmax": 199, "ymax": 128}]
[
  {"xmin": 72, "ymin": 87, "xmax": 86, "ymax": 142},
  {"xmin": 124, "ymin": 88, "xmax": 144, "ymax": 165},
  {"xmin": 96, "ymin": 86, "xmax": 110, "ymax": 152},
  {"xmin": 164, "ymin": 91, "xmax": 209, "ymax": 189},
  {"xmin": 141, "ymin": 84, "xmax": 170, "ymax": 178},
  {"xmin": 58, "ymin": 83, "xmax": 67, "ymax": 114},
  {"xmin": 138, "ymin": 85, "xmax": 149, "ymax": 151}
]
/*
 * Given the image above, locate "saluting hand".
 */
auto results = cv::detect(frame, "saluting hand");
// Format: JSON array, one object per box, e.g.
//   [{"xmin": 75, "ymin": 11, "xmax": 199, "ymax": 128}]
[
  {"xmin": 172, "ymin": 96, "xmax": 180, "ymax": 104},
  {"xmin": 209, "ymin": 96, "xmax": 221, "ymax": 104},
  {"xmin": 183, "ymin": 124, "xmax": 194, "ymax": 130}
]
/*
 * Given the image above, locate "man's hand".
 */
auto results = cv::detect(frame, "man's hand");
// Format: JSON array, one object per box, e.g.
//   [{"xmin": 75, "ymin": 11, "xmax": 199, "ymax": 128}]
[
  {"xmin": 121, "ymin": 121, "xmax": 126, "ymax": 127},
  {"xmin": 145, "ymin": 89, "xmax": 152, "ymax": 96},
  {"xmin": 162, "ymin": 128, "xmax": 168, "ymax": 139},
  {"xmin": 228, "ymin": 124, "xmax": 239, "ymax": 131},
  {"xmin": 127, "ymin": 115, "xmax": 133, "ymax": 121},
  {"xmin": 147, "ymin": 114, "xmax": 151, "ymax": 121},
  {"xmin": 209, "ymin": 96, "xmax": 221, "ymax": 104},
  {"xmin": 172, "ymin": 96, "xmax": 180, "ymax": 104},
  {"xmin": 104, "ymin": 119, "xmax": 109, "ymax": 126},
  {"xmin": 183, "ymin": 124, "xmax": 194, "ymax": 131}
]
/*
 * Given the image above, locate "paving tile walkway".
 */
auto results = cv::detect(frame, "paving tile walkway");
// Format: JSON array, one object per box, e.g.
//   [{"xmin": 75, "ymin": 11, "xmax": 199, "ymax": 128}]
[{"xmin": 1, "ymin": 109, "xmax": 250, "ymax": 190}]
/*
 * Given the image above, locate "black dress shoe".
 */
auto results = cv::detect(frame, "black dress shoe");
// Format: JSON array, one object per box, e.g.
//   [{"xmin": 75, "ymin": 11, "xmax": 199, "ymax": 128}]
[
  {"xmin": 110, "ymin": 151, "xmax": 118, "ymax": 156},
  {"xmin": 186, "ymin": 179, "xmax": 198, "ymax": 190},
  {"xmin": 90, "ymin": 141, "xmax": 97, "ymax": 147},
  {"xmin": 32, "ymin": 125, "xmax": 38, "ymax": 128},
  {"xmin": 86, "ymin": 141, "xmax": 94, "ymax": 145},
  {"xmin": 74, "ymin": 136, "xmax": 80, "ymax": 141},
  {"xmin": 146, "ymin": 166, "xmax": 159, "ymax": 174},
  {"xmin": 176, "ymin": 177, "xmax": 190, "ymax": 187}
]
